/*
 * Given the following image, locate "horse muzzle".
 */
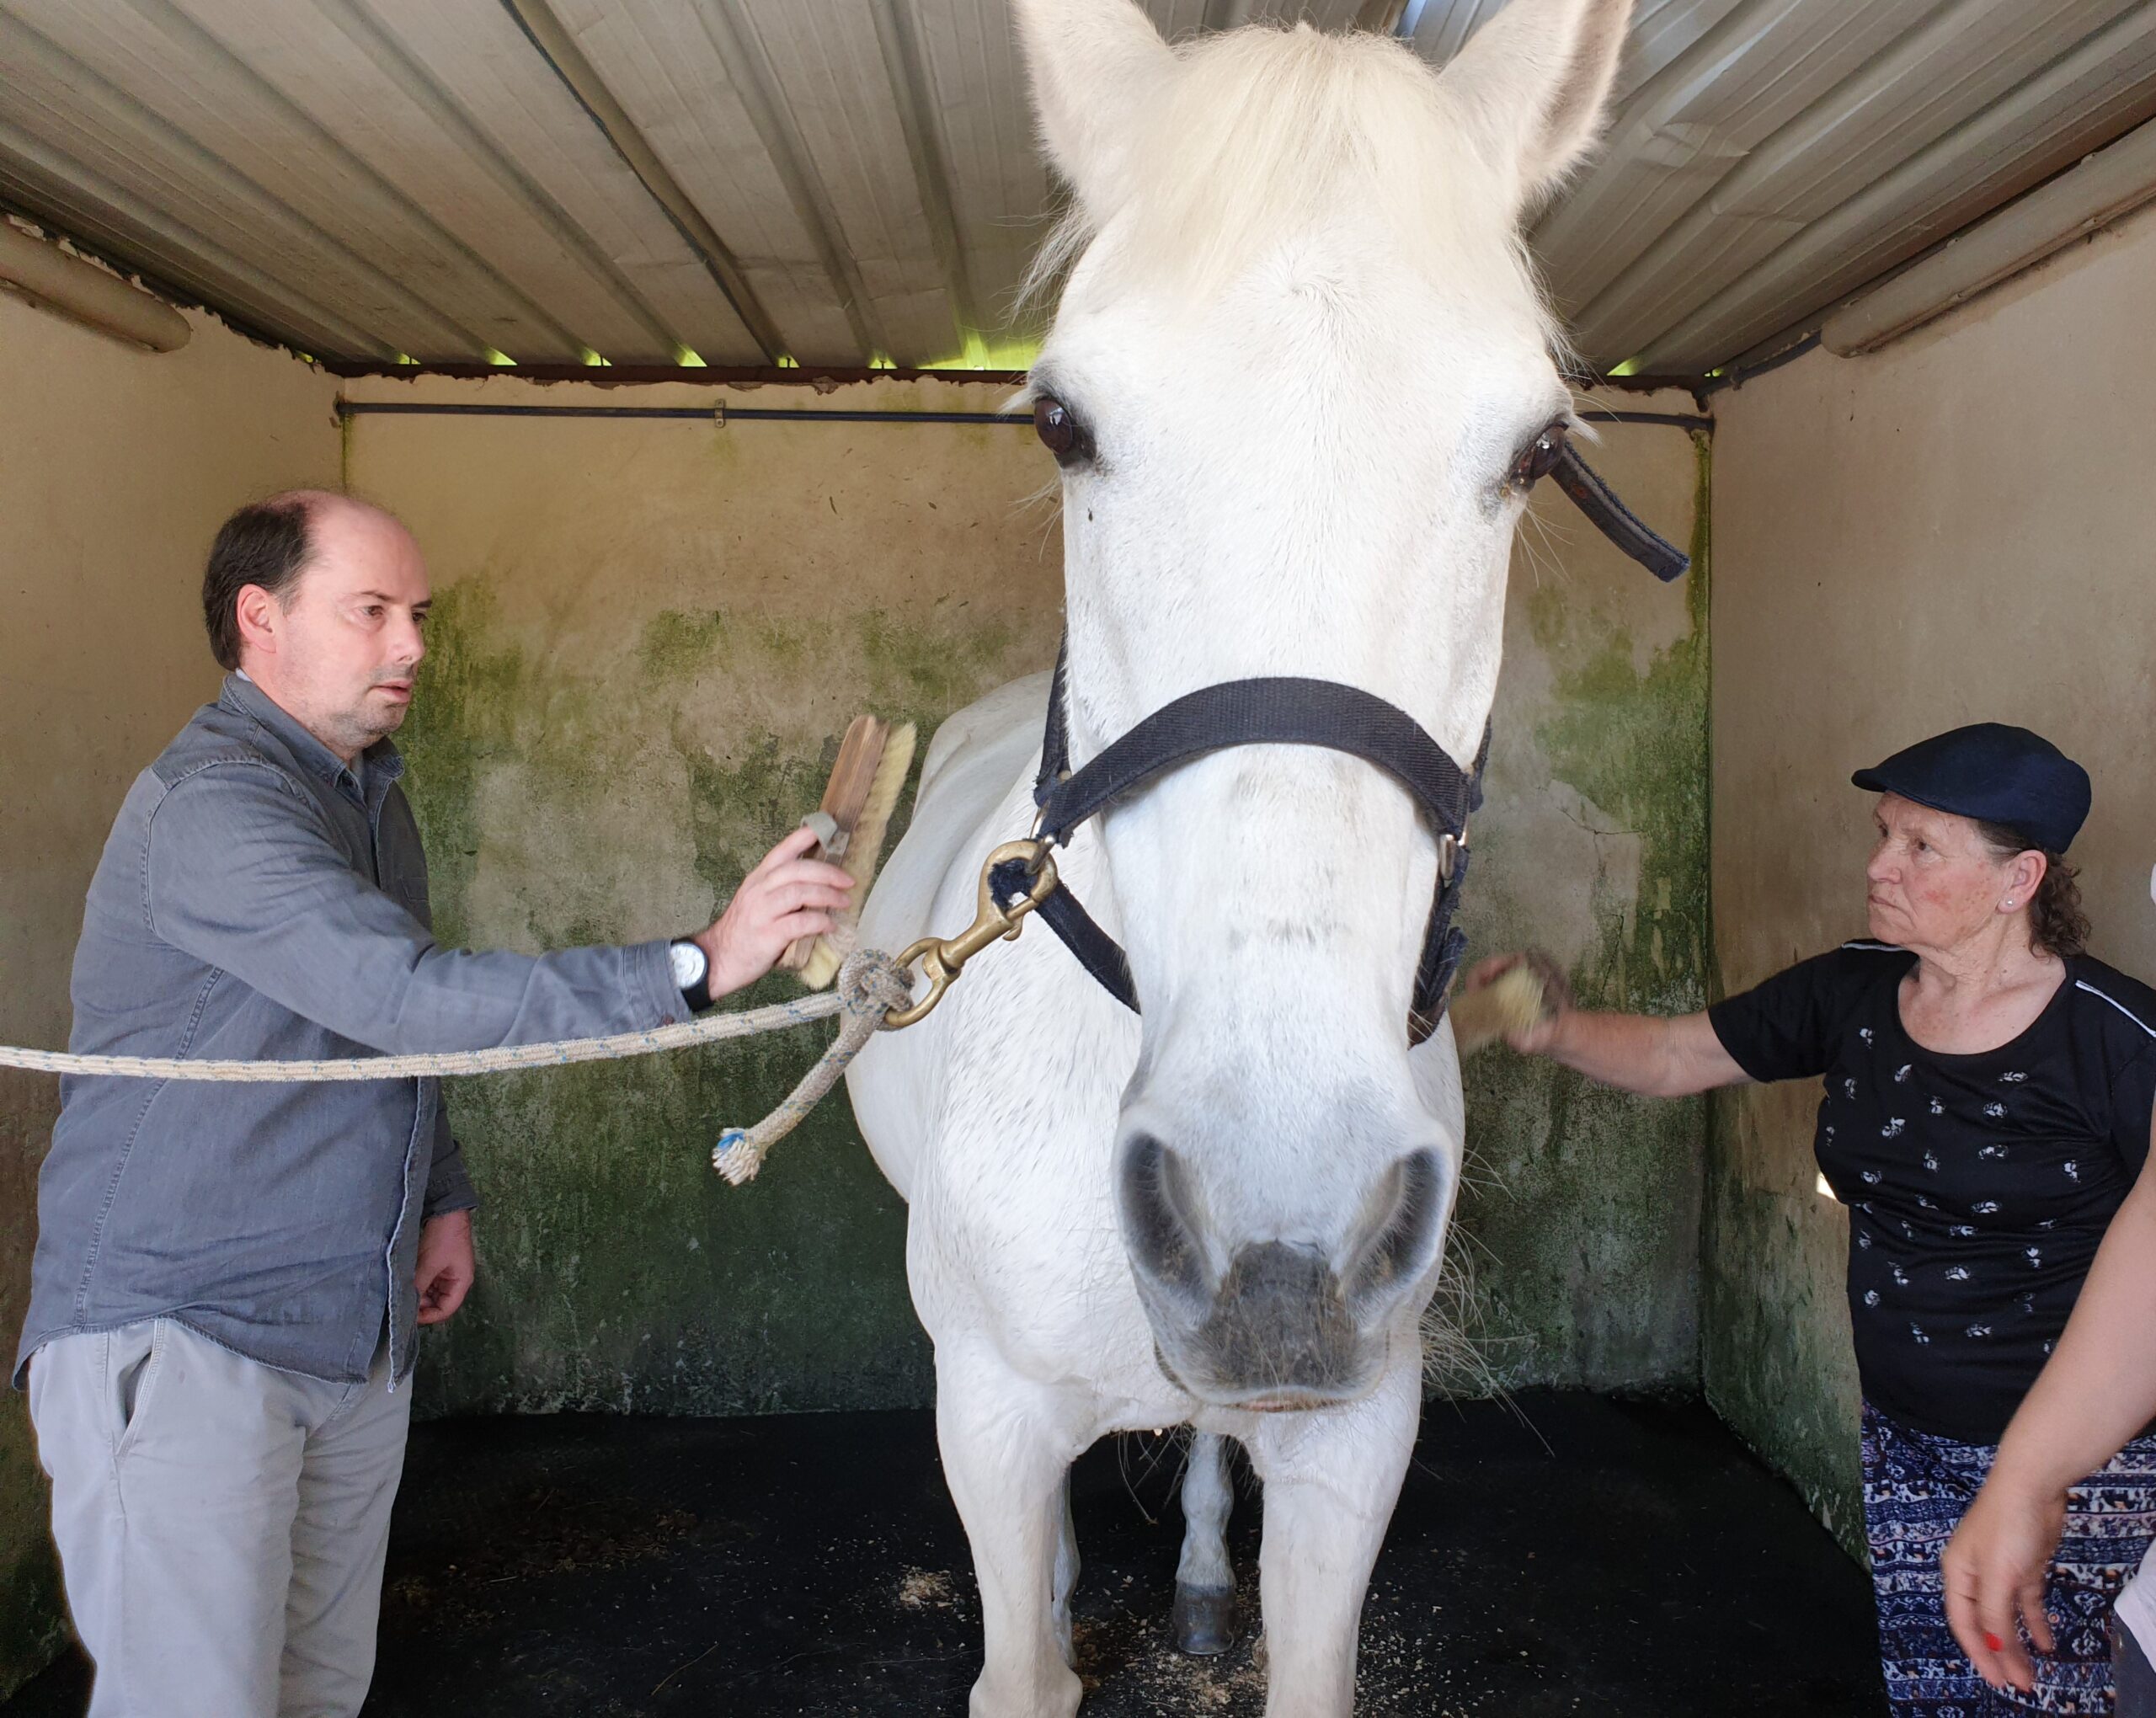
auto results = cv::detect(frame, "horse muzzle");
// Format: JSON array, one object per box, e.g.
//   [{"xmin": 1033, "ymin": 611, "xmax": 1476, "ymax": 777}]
[{"xmin": 1118, "ymin": 1132, "xmax": 1448, "ymax": 1407}]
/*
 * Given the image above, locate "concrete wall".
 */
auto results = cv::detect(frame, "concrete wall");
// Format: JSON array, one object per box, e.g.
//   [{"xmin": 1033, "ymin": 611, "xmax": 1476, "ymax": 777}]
[
  {"xmin": 1706, "ymin": 203, "xmax": 2156, "ymax": 1550},
  {"xmin": 340, "ymin": 373, "xmax": 1711, "ymax": 1418},
  {"xmin": 0, "ymin": 291, "xmax": 340, "ymax": 1694}
]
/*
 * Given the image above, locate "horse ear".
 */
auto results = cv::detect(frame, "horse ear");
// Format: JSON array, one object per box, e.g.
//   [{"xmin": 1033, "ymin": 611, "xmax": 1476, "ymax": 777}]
[
  {"xmin": 1433, "ymin": 0, "xmax": 1634, "ymax": 211},
  {"xmin": 1011, "ymin": 0, "xmax": 1178, "ymax": 219}
]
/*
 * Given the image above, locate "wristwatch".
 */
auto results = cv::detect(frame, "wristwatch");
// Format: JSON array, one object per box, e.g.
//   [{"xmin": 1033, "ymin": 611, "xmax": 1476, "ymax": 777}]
[{"xmin": 670, "ymin": 939, "xmax": 712, "ymax": 1012}]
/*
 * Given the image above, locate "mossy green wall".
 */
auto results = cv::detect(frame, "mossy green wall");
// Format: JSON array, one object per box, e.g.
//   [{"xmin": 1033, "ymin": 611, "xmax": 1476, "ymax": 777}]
[
  {"xmin": 344, "ymin": 373, "xmax": 1711, "ymax": 1418},
  {"xmin": 1440, "ymin": 424, "xmax": 1711, "ymax": 1393},
  {"xmin": 344, "ymin": 373, "xmax": 1062, "ymax": 1415}
]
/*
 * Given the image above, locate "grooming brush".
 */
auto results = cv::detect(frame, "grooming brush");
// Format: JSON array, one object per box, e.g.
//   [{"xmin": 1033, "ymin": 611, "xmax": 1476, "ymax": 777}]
[
  {"xmin": 782, "ymin": 713, "xmax": 917, "ymax": 990},
  {"xmin": 1447, "ymin": 961, "xmax": 1555, "ymax": 1056}
]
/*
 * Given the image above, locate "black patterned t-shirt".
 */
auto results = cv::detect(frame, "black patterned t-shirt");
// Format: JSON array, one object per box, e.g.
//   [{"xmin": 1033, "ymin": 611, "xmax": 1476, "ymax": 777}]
[{"xmin": 1710, "ymin": 942, "xmax": 2156, "ymax": 1443}]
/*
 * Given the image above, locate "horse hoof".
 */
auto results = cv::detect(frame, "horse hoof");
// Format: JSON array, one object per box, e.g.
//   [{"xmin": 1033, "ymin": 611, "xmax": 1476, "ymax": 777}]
[{"xmin": 1171, "ymin": 1583, "xmax": 1236, "ymax": 1656}]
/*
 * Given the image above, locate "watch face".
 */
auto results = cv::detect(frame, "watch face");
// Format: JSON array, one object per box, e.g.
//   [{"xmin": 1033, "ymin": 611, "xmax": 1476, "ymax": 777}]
[{"xmin": 670, "ymin": 941, "xmax": 708, "ymax": 989}]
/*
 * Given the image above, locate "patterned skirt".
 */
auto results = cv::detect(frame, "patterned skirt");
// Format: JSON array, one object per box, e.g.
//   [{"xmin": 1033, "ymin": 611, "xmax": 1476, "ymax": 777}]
[{"xmin": 1863, "ymin": 1402, "xmax": 2156, "ymax": 1715}]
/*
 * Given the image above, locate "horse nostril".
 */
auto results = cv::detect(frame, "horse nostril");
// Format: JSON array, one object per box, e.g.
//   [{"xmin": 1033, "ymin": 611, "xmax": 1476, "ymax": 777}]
[
  {"xmin": 1118, "ymin": 1133, "xmax": 1210, "ymax": 1306},
  {"xmin": 1345, "ymin": 1148, "xmax": 1446, "ymax": 1312}
]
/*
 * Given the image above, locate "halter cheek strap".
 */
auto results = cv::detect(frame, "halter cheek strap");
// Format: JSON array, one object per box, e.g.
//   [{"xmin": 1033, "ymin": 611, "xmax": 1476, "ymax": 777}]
[{"xmin": 1549, "ymin": 444, "xmax": 1690, "ymax": 584}]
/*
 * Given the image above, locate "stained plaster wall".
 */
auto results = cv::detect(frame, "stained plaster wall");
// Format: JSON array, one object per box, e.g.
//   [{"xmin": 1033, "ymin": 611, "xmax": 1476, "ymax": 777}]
[
  {"xmin": 1706, "ymin": 202, "xmax": 2156, "ymax": 1553},
  {"xmin": 0, "ymin": 291, "xmax": 340, "ymax": 1694},
  {"xmin": 339, "ymin": 371, "xmax": 1711, "ymax": 1421}
]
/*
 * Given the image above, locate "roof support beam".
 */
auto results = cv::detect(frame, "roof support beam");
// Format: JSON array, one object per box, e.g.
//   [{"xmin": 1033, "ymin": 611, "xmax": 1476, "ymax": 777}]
[
  {"xmin": 130, "ymin": 0, "xmax": 571, "ymax": 360},
  {"xmin": 500, "ymin": 0, "xmax": 788, "ymax": 363},
  {"xmin": 317, "ymin": 0, "xmax": 686, "ymax": 361},
  {"xmin": 685, "ymin": 0, "xmax": 889, "ymax": 365},
  {"xmin": 869, "ymin": 0, "xmax": 979, "ymax": 354}
]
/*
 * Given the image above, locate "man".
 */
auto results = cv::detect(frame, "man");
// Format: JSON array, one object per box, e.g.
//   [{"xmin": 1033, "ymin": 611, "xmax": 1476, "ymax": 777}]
[{"xmin": 15, "ymin": 490, "xmax": 851, "ymax": 1717}]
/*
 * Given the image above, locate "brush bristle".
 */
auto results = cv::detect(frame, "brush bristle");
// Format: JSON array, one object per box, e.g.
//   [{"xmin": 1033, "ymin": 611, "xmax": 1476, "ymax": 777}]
[
  {"xmin": 798, "ymin": 723, "xmax": 916, "ymax": 991},
  {"xmin": 1448, "ymin": 964, "xmax": 1548, "ymax": 1056}
]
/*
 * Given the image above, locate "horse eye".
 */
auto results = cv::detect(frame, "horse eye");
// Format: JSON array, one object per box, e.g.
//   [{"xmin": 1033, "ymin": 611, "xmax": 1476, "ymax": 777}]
[
  {"xmin": 1033, "ymin": 395, "xmax": 1092, "ymax": 466},
  {"xmin": 1509, "ymin": 420, "xmax": 1570, "ymax": 489}
]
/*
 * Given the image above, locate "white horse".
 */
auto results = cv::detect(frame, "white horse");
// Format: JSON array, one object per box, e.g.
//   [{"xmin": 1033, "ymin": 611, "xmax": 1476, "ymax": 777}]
[{"xmin": 846, "ymin": 1, "xmax": 1634, "ymax": 1711}]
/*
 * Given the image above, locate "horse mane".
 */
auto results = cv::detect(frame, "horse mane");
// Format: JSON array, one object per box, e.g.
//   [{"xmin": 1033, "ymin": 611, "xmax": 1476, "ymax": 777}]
[{"xmin": 1022, "ymin": 19, "xmax": 1557, "ymax": 346}]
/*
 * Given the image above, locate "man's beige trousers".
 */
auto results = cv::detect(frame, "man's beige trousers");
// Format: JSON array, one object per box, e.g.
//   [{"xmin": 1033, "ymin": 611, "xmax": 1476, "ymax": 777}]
[{"xmin": 29, "ymin": 1317, "xmax": 412, "ymax": 1718}]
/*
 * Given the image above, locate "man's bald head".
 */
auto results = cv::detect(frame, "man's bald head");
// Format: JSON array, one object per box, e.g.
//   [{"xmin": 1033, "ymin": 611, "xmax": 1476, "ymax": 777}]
[
  {"xmin": 201, "ymin": 489, "xmax": 432, "ymax": 760},
  {"xmin": 200, "ymin": 491, "xmax": 416, "ymax": 670}
]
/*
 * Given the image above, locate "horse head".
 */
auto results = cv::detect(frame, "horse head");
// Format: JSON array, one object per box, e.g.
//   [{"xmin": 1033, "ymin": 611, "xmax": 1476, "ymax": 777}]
[{"xmin": 1012, "ymin": 0, "xmax": 1634, "ymax": 1410}]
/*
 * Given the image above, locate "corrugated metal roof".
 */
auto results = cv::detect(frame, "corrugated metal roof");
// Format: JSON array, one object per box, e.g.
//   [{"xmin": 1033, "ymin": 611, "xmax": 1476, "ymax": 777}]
[
  {"xmin": 1496, "ymin": 0, "xmax": 2156, "ymax": 373},
  {"xmin": 1, "ymin": 0, "xmax": 2150, "ymax": 376}
]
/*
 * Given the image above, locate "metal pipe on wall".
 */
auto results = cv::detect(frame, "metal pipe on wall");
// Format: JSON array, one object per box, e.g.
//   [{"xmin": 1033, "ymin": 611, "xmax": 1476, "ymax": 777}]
[
  {"xmin": 0, "ymin": 222, "xmax": 190, "ymax": 352},
  {"xmin": 334, "ymin": 401, "xmax": 1714, "ymax": 433},
  {"xmin": 1823, "ymin": 117, "xmax": 2156, "ymax": 358}
]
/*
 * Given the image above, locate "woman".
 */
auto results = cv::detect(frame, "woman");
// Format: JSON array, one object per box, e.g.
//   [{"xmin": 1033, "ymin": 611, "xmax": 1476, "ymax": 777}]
[{"xmin": 1470, "ymin": 722, "xmax": 2156, "ymax": 1715}]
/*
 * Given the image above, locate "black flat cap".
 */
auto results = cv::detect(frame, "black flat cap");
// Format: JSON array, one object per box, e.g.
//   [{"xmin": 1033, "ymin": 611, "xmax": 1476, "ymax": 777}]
[{"xmin": 1852, "ymin": 723, "xmax": 2090, "ymax": 853}]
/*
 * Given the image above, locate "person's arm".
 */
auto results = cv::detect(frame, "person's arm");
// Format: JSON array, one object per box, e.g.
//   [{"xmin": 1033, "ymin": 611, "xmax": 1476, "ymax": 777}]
[
  {"xmin": 1944, "ymin": 1117, "xmax": 2156, "ymax": 1692},
  {"xmin": 143, "ymin": 765, "xmax": 850, "ymax": 1054},
  {"xmin": 1463, "ymin": 953, "xmax": 1750, "ymax": 1097},
  {"xmin": 422, "ymin": 1096, "xmax": 478, "ymax": 1220}
]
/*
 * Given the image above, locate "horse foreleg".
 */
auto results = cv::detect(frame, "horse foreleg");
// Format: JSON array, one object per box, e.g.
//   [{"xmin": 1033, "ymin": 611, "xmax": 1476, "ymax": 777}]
[
  {"xmin": 1241, "ymin": 1366, "xmax": 1420, "ymax": 1718},
  {"xmin": 1173, "ymin": 1432, "xmax": 1236, "ymax": 1655},
  {"xmin": 936, "ymin": 1350, "xmax": 1085, "ymax": 1718},
  {"xmin": 1052, "ymin": 1470, "xmax": 1081, "ymax": 1668}
]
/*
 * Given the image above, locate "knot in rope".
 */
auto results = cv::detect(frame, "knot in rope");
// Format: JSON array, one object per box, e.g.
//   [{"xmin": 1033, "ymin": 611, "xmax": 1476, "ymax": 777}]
[{"xmin": 837, "ymin": 947, "xmax": 915, "ymax": 1022}]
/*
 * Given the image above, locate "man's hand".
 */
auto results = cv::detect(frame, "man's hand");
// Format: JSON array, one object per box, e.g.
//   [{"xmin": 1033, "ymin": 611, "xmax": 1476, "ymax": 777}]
[
  {"xmin": 1941, "ymin": 1474, "xmax": 2063, "ymax": 1694},
  {"xmin": 415, "ymin": 1209, "xmax": 476, "ymax": 1326},
  {"xmin": 1461, "ymin": 950, "xmax": 1572, "ymax": 1054},
  {"xmin": 695, "ymin": 827, "xmax": 857, "ymax": 999}
]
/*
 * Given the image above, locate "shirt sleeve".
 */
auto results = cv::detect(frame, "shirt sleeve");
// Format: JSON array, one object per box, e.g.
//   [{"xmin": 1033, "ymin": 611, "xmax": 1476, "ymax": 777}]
[
  {"xmin": 423, "ymin": 1088, "xmax": 478, "ymax": 1219},
  {"xmin": 1708, "ymin": 950, "xmax": 1870, "ymax": 1085},
  {"xmin": 144, "ymin": 760, "xmax": 687, "ymax": 1054},
  {"xmin": 2111, "ymin": 1041, "xmax": 2156, "ymax": 1177}
]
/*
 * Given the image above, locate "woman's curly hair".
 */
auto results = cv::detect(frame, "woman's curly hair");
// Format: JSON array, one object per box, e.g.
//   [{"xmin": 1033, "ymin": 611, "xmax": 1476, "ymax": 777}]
[{"xmin": 1976, "ymin": 819, "xmax": 2089, "ymax": 961}]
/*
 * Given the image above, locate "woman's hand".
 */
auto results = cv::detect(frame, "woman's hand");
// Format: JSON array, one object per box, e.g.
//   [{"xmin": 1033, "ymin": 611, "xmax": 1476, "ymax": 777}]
[
  {"xmin": 1941, "ymin": 1473, "xmax": 2063, "ymax": 1694},
  {"xmin": 1461, "ymin": 950, "xmax": 1571, "ymax": 1054}
]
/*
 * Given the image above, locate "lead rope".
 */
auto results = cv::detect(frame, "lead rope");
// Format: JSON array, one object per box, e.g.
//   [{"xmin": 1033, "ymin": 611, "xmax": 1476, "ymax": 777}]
[
  {"xmin": 0, "ymin": 948, "xmax": 915, "ymax": 1187},
  {"xmin": 711, "ymin": 951, "xmax": 914, "ymax": 1185}
]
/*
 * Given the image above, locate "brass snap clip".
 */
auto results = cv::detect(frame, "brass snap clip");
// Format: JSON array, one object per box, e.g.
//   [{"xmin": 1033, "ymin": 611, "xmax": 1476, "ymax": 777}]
[{"xmin": 885, "ymin": 839, "xmax": 1060, "ymax": 1028}]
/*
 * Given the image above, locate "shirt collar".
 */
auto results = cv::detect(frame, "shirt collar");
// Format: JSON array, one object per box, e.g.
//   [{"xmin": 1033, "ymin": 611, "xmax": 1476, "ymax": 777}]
[{"xmin": 219, "ymin": 673, "xmax": 405, "ymax": 802}]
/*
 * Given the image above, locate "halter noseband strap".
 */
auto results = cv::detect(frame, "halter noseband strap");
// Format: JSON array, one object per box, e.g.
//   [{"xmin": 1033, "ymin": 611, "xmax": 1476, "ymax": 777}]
[{"xmin": 990, "ymin": 640, "xmax": 1486, "ymax": 1044}]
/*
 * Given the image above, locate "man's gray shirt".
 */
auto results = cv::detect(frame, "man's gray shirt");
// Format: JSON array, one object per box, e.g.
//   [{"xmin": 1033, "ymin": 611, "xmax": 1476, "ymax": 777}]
[{"xmin": 15, "ymin": 674, "xmax": 686, "ymax": 1388}]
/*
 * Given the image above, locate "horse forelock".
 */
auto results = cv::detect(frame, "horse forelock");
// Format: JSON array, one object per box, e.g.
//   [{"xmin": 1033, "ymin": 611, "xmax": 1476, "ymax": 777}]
[{"xmin": 1023, "ymin": 21, "xmax": 1556, "ymax": 344}]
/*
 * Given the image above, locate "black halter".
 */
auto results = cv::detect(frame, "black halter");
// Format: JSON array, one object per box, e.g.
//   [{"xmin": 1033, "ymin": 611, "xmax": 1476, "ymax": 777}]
[{"xmin": 985, "ymin": 446, "xmax": 1689, "ymax": 1044}]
